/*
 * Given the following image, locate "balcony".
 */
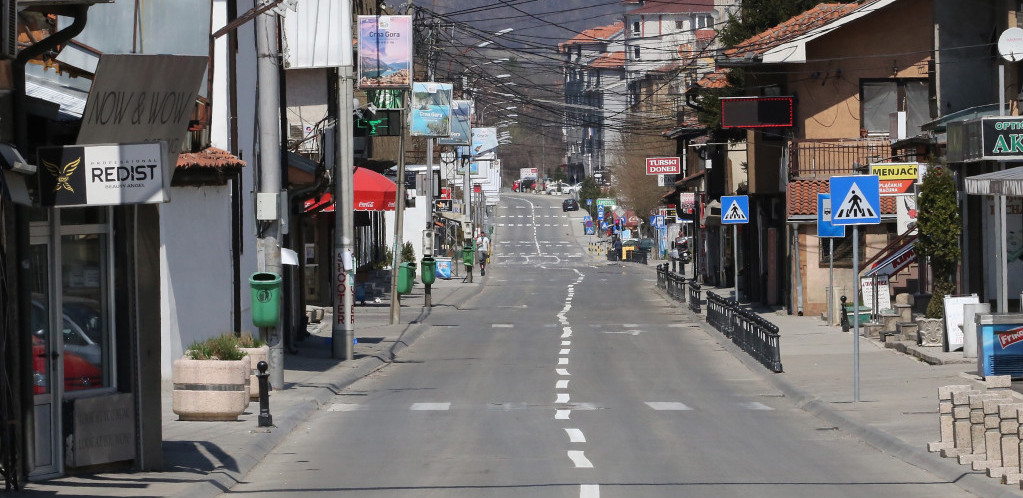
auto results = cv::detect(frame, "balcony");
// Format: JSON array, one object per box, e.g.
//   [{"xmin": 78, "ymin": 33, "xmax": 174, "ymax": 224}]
[{"xmin": 788, "ymin": 138, "xmax": 890, "ymax": 181}]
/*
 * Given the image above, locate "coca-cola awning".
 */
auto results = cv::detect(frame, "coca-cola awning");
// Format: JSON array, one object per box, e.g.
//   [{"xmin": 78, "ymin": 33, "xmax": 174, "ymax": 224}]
[{"xmin": 303, "ymin": 167, "xmax": 397, "ymax": 212}]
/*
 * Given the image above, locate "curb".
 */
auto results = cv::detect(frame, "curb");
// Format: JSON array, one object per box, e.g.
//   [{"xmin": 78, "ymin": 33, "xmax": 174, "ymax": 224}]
[{"xmin": 650, "ymin": 284, "xmax": 1023, "ymax": 498}]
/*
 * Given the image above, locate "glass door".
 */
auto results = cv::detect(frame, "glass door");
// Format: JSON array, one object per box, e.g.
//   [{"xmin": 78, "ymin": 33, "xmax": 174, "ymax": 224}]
[{"xmin": 29, "ymin": 238, "xmax": 60, "ymax": 478}]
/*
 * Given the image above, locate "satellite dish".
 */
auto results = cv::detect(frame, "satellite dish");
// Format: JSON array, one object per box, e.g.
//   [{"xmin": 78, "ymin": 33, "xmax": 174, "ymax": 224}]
[{"xmin": 998, "ymin": 27, "xmax": 1023, "ymax": 62}]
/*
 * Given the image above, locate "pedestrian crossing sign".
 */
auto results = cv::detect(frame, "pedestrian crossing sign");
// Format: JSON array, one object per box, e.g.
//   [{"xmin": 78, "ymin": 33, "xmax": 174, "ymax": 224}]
[
  {"xmin": 720, "ymin": 195, "xmax": 749, "ymax": 224},
  {"xmin": 829, "ymin": 175, "xmax": 880, "ymax": 225}
]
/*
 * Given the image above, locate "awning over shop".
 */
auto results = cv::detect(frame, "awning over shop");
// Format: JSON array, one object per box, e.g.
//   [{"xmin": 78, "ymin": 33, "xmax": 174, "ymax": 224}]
[
  {"xmin": 303, "ymin": 167, "xmax": 397, "ymax": 213},
  {"xmin": 965, "ymin": 166, "xmax": 1023, "ymax": 197}
]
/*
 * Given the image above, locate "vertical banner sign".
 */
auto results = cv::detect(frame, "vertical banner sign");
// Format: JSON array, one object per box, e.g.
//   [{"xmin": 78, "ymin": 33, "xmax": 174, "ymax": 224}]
[
  {"xmin": 439, "ymin": 100, "xmax": 472, "ymax": 146},
  {"xmin": 471, "ymin": 127, "xmax": 498, "ymax": 159},
  {"xmin": 357, "ymin": 16, "xmax": 412, "ymax": 89},
  {"xmin": 409, "ymin": 82, "xmax": 452, "ymax": 137}
]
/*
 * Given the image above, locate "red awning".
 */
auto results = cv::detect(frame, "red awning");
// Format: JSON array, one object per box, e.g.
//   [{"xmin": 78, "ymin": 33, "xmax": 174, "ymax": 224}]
[{"xmin": 303, "ymin": 168, "xmax": 397, "ymax": 213}]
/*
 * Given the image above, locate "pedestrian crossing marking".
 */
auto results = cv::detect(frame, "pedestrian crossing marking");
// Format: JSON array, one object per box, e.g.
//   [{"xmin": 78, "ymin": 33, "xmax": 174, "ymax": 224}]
[
  {"xmin": 645, "ymin": 402, "xmax": 692, "ymax": 411},
  {"xmin": 834, "ymin": 182, "xmax": 876, "ymax": 220},
  {"xmin": 410, "ymin": 402, "xmax": 450, "ymax": 411},
  {"xmin": 723, "ymin": 200, "xmax": 747, "ymax": 222}
]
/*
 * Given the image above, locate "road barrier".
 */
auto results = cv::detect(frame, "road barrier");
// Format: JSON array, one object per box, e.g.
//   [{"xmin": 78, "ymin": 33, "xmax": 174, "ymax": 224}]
[
  {"xmin": 687, "ymin": 280, "xmax": 702, "ymax": 314},
  {"xmin": 657, "ymin": 264, "xmax": 687, "ymax": 301},
  {"xmin": 706, "ymin": 292, "xmax": 783, "ymax": 373}
]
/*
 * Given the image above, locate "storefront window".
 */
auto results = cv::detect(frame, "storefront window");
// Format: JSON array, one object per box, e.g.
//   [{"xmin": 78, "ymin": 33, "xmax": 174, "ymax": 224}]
[{"xmin": 60, "ymin": 233, "xmax": 109, "ymax": 391}]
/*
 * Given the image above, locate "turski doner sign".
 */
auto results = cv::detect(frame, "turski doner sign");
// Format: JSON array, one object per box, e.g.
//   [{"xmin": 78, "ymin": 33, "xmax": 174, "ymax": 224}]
[
  {"xmin": 646, "ymin": 157, "xmax": 680, "ymax": 175},
  {"xmin": 38, "ymin": 142, "xmax": 169, "ymax": 207}
]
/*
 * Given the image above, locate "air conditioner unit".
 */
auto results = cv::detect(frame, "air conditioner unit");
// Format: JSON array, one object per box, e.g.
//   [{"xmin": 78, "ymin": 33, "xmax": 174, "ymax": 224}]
[
  {"xmin": 889, "ymin": 111, "xmax": 907, "ymax": 142},
  {"xmin": 2, "ymin": 0, "xmax": 16, "ymax": 59}
]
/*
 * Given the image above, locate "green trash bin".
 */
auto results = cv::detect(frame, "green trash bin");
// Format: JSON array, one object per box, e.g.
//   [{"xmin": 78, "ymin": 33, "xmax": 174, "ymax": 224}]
[
  {"xmin": 462, "ymin": 244, "xmax": 474, "ymax": 267},
  {"xmin": 250, "ymin": 272, "xmax": 282, "ymax": 327},
  {"xmin": 421, "ymin": 257, "xmax": 437, "ymax": 285},
  {"xmin": 397, "ymin": 263, "xmax": 414, "ymax": 294}
]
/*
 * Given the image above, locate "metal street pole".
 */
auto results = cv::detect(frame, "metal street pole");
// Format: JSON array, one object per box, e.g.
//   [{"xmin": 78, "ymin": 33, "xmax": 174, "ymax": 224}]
[
  {"xmin": 255, "ymin": 8, "xmax": 284, "ymax": 388},
  {"xmin": 330, "ymin": 1, "xmax": 355, "ymax": 359},
  {"xmin": 733, "ymin": 225, "xmax": 739, "ymax": 302},
  {"xmin": 853, "ymin": 225, "xmax": 860, "ymax": 402},
  {"xmin": 425, "ymin": 138, "xmax": 434, "ymax": 307},
  {"xmin": 389, "ymin": 94, "xmax": 408, "ymax": 324},
  {"xmin": 828, "ymin": 238, "xmax": 834, "ymax": 325}
]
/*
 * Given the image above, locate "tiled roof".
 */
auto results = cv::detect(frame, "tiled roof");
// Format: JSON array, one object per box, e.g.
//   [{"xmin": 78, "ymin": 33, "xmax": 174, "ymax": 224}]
[
  {"xmin": 695, "ymin": 28, "xmax": 716, "ymax": 43},
  {"xmin": 627, "ymin": 0, "xmax": 714, "ymax": 15},
  {"xmin": 590, "ymin": 51, "xmax": 626, "ymax": 69},
  {"xmin": 722, "ymin": 3, "xmax": 861, "ymax": 61},
  {"xmin": 787, "ymin": 179, "xmax": 895, "ymax": 218},
  {"xmin": 176, "ymin": 147, "xmax": 246, "ymax": 169},
  {"xmin": 695, "ymin": 68, "xmax": 730, "ymax": 89},
  {"xmin": 559, "ymin": 21, "xmax": 624, "ymax": 51}
]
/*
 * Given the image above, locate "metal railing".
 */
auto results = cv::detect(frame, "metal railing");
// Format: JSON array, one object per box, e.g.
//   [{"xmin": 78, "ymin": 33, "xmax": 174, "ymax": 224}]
[
  {"xmin": 706, "ymin": 292, "xmax": 783, "ymax": 373},
  {"xmin": 657, "ymin": 264, "xmax": 687, "ymax": 302},
  {"xmin": 687, "ymin": 280, "xmax": 702, "ymax": 313},
  {"xmin": 788, "ymin": 138, "xmax": 889, "ymax": 180}
]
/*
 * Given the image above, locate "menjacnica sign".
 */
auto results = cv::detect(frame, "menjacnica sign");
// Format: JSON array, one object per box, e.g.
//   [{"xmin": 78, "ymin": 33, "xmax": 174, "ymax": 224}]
[{"xmin": 37, "ymin": 141, "xmax": 170, "ymax": 208}]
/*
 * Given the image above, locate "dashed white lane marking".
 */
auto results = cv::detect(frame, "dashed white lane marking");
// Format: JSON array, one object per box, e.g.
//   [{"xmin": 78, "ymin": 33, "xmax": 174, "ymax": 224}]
[
  {"xmin": 410, "ymin": 403, "xmax": 451, "ymax": 411},
  {"xmin": 567, "ymin": 450, "xmax": 594, "ymax": 468},
  {"xmin": 738, "ymin": 402, "xmax": 774, "ymax": 411},
  {"xmin": 623, "ymin": 323, "xmax": 640, "ymax": 328},
  {"xmin": 562, "ymin": 327, "xmax": 572, "ymax": 338},
  {"xmin": 556, "ymin": 393, "xmax": 571, "ymax": 404},
  {"xmin": 492, "ymin": 324, "xmax": 514, "ymax": 328},
  {"xmin": 328, "ymin": 403, "xmax": 361, "ymax": 411},
  {"xmin": 558, "ymin": 357, "xmax": 569, "ymax": 365},
  {"xmin": 645, "ymin": 402, "xmax": 692, "ymax": 411},
  {"xmin": 559, "ymin": 349, "xmax": 571, "ymax": 355},
  {"xmin": 556, "ymin": 379, "xmax": 569, "ymax": 389},
  {"xmin": 565, "ymin": 428, "xmax": 587, "ymax": 443},
  {"xmin": 580, "ymin": 484, "xmax": 600, "ymax": 497},
  {"xmin": 603, "ymin": 330, "xmax": 644, "ymax": 335},
  {"xmin": 562, "ymin": 340, "xmax": 571, "ymax": 346},
  {"xmin": 555, "ymin": 409, "xmax": 571, "ymax": 420},
  {"xmin": 557, "ymin": 368, "xmax": 570, "ymax": 376}
]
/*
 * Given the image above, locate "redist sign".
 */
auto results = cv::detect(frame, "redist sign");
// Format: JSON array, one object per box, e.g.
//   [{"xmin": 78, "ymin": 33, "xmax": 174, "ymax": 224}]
[
  {"xmin": 646, "ymin": 157, "xmax": 680, "ymax": 175},
  {"xmin": 38, "ymin": 142, "xmax": 169, "ymax": 207}
]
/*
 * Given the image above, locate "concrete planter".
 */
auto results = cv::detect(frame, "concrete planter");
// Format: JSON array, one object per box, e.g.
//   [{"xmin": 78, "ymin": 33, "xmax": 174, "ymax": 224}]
[
  {"xmin": 917, "ymin": 317, "xmax": 944, "ymax": 347},
  {"xmin": 239, "ymin": 346, "xmax": 269, "ymax": 400},
  {"xmin": 172, "ymin": 356, "xmax": 250, "ymax": 421}
]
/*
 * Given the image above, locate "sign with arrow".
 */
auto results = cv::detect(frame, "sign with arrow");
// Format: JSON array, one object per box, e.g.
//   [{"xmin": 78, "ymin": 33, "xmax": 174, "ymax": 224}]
[
  {"xmin": 720, "ymin": 195, "xmax": 749, "ymax": 224},
  {"xmin": 829, "ymin": 175, "xmax": 880, "ymax": 225}
]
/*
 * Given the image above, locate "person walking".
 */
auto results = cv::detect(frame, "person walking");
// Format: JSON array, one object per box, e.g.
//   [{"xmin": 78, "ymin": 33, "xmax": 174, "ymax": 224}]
[
  {"xmin": 612, "ymin": 235, "xmax": 623, "ymax": 262},
  {"xmin": 476, "ymin": 231, "xmax": 490, "ymax": 276}
]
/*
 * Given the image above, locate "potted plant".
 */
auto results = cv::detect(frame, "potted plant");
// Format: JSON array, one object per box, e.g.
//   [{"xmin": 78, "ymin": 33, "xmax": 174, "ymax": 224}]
[
  {"xmin": 915, "ymin": 163, "xmax": 961, "ymax": 346},
  {"xmin": 237, "ymin": 332, "xmax": 268, "ymax": 400},
  {"xmin": 172, "ymin": 333, "xmax": 251, "ymax": 421}
]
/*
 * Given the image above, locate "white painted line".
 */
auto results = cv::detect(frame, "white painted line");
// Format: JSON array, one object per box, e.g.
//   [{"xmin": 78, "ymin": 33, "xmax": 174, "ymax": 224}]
[
  {"xmin": 559, "ymin": 349, "xmax": 571, "ymax": 355},
  {"xmin": 556, "ymin": 393, "xmax": 570, "ymax": 404},
  {"xmin": 561, "ymin": 340, "xmax": 571, "ymax": 346},
  {"xmin": 580, "ymin": 484, "xmax": 600, "ymax": 498},
  {"xmin": 562, "ymin": 327, "xmax": 572, "ymax": 338},
  {"xmin": 645, "ymin": 402, "xmax": 692, "ymax": 411},
  {"xmin": 565, "ymin": 428, "xmax": 586, "ymax": 443},
  {"xmin": 558, "ymin": 357, "xmax": 569, "ymax": 365},
  {"xmin": 556, "ymin": 368, "xmax": 570, "ymax": 376},
  {"xmin": 603, "ymin": 330, "xmax": 644, "ymax": 335},
  {"xmin": 567, "ymin": 450, "xmax": 594, "ymax": 468},
  {"xmin": 327, "ymin": 403, "xmax": 361, "ymax": 412},
  {"xmin": 492, "ymin": 324, "xmax": 514, "ymax": 328},
  {"xmin": 556, "ymin": 379, "xmax": 569, "ymax": 389},
  {"xmin": 410, "ymin": 403, "xmax": 451, "ymax": 411},
  {"xmin": 623, "ymin": 323, "xmax": 640, "ymax": 328},
  {"xmin": 667, "ymin": 323, "xmax": 688, "ymax": 328},
  {"xmin": 739, "ymin": 402, "xmax": 775, "ymax": 411},
  {"xmin": 555, "ymin": 409, "xmax": 571, "ymax": 420}
]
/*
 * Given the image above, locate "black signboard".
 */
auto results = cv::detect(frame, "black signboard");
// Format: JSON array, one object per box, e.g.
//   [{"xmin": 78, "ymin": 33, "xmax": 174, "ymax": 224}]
[
  {"xmin": 720, "ymin": 96, "xmax": 794, "ymax": 128},
  {"xmin": 949, "ymin": 116, "xmax": 1023, "ymax": 163}
]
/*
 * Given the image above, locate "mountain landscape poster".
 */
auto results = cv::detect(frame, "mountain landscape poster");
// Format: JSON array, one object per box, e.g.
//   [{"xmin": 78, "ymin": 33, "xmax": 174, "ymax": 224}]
[{"xmin": 357, "ymin": 16, "xmax": 412, "ymax": 89}]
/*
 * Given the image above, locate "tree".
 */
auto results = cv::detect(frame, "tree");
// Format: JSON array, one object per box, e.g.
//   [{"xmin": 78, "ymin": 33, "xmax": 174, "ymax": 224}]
[{"xmin": 915, "ymin": 165, "xmax": 961, "ymax": 318}]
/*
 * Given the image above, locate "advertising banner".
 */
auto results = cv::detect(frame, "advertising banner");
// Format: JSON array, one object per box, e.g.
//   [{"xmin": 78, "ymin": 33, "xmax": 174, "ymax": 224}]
[
  {"xmin": 409, "ymin": 82, "xmax": 452, "ymax": 137},
  {"xmin": 357, "ymin": 16, "xmax": 412, "ymax": 89},
  {"xmin": 438, "ymin": 100, "xmax": 471, "ymax": 145},
  {"xmin": 870, "ymin": 162, "xmax": 920, "ymax": 196},
  {"xmin": 646, "ymin": 157, "xmax": 680, "ymax": 175},
  {"xmin": 471, "ymin": 127, "xmax": 498, "ymax": 159},
  {"xmin": 38, "ymin": 142, "xmax": 169, "ymax": 207}
]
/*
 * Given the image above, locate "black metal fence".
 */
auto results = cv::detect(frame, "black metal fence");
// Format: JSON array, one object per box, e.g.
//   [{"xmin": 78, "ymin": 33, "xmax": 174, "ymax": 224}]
[
  {"xmin": 687, "ymin": 280, "xmax": 701, "ymax": 314},
  {"xmin": 657, "ymin": 264, "xmax": 687, "ymax": 302},
  {"xmin": 706, "ymin": 292, "xmax": 783, "ymax": 373}
]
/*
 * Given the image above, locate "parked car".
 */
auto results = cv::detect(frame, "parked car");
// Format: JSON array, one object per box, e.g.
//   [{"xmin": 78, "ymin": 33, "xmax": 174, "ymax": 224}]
[
  {"xmin": 563, "ymin": 182, "xmax": 582, "ymax": 195},
  {"xmin": 32, "ymin": 298, "xmax": 103, "ymax": 368},
  {"xmin": 546, "ymin": 181, "xmax": 569, "ymax": 195},
  {"xmin": 562, "ymin": 198, "xmax": 579, "ymax": 211}
]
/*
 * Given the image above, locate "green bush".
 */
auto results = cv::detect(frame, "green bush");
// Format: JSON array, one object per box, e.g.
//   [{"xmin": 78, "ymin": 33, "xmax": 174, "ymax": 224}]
[
  {"xmin": 236, "ymin": 331, "xmax": 266, "ymax": 348},
  {"xmin": 186, "ymin": 333, "xmax": 247, "ymax": 361},
  {"xmin": 916, "ymin": 164, "xmax": 961, "ymax": 319},
  {"xmin": 401, "ymin": 241, "xmax": 416, "ymax": 263}
]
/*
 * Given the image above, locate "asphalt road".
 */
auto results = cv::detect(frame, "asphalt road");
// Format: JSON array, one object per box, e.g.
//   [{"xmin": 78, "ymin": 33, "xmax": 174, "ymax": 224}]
[{"xmin": 222, "ymin": 193, "xmax": 973, "ymax": 498}]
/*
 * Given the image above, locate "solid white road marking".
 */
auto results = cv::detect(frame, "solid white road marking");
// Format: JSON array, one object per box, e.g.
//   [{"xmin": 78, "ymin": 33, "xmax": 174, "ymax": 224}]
[
  {"xmin": 567, "ymin": 450, "xmax": 594, "ymax": 468},
  {"xmin": 558, "ymin": 357, "xmax": 569, "ymax": 365},
  {"xmin": 492, "ymin": 324, "xmax": 514, "ymax": 328},
  {"xmin": 410, "ymin": 403, "xmax": 451, "ymax": 411},
  {"xmin": 555, "ymin": 409, "xmax": 571, "ymax": 420},
  {"xmin": 556, "ymin": 393, "xmax": 570, "ymax": 404},
  {"xmin": 559, "ymin": 349, "xmax": 571, "ymax": 355},
  {"xmin": 739, "ymin": 402, "xmax": 775, "ymax": 411},
  {"xmin": 328, "ymin": 403, "xmax": 361, "ymax": 412},
  {"xmin": 580, "ymin": 484, "xmax": 600, "ymax": 498},
  {"xmin": 645, "ymin": 402, "xmax": 692, "ymax": 411},
  {"xmin": 565, "ymin": 428, "xmax": 587, "ymax": 443},
  {"xmin": 603, "ymin": 330, "xmax": 644, "ymax": 335},
  {"xmin": 556, "ymin": 379, "xmax": 569, "ymax": 389},
  {"xmin": 556, "ymin": 368, "xmax": 570, "ymax": 376}
]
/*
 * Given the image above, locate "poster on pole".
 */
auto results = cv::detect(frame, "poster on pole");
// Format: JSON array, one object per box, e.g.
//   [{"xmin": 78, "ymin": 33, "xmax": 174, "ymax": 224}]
[
  {"xmin": 438, "ymin": 100, "xmax": 472, "ymax": 145},
  {"xmin": 357, "ymin": 16, "xmax": 412, "ymax": 89},
  {"xmin": 859, "ymin": 275, "xmax": 892, "ymax": 315},
  {"xmin": 409, "ymin": 82, "xmax": 452, "ymax": 137},
  {"xmin": 471, "ymin": 127, "xmax": 498, "ymax": 159}
]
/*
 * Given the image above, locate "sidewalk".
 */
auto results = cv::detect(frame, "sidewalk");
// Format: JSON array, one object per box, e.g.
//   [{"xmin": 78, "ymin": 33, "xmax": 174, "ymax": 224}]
[
  {"xmin": 633, "ymin": 260, "xmax": 1023, "ymax": 498},
  {"xmin": 17, "ymin": 274, "xmax": 481, "ymax": 498}
]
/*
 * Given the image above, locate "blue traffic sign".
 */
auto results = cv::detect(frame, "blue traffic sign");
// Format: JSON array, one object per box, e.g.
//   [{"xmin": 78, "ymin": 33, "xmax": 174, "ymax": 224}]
[
  {"xmin": 586, "ymin": 199, "xmax": 592, "ymax": 206},
  {"xmin": 720, "ymin": 195, "xmax": 749, "ymax": 224},
  {"xmin": 829, "ymin": 175, "xmax": 880, "ymax": 225},
  {"xmin": 597, "ymin": 205, "xmax": 605, "ymax": 220},
  {"xmin": 650, "ymin": 215, "xmax": 665, "ymax": 229},
  {"xmin": 582, "ymin": 215, "xmax": 592, "ymax": 222},
  {"xmin": 817, "ymin": 193, "xmax": 846, "ymax": 238}
]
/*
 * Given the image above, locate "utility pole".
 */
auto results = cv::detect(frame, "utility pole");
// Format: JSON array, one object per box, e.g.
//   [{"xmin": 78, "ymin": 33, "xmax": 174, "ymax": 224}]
[
  {"xmin": 424, "ymin": 20, "xmax": 435, "ymax": 307},
  {"xmin": 255, "ymin": 9, "xmax": 284, "ymax": 387},
  {"xmin": 389, "ymin": 102, "xmax": 408, "ymax": 323},
  {"xmin": 332, "ymin": 0, "xmax": 355, "ymax": 359}
]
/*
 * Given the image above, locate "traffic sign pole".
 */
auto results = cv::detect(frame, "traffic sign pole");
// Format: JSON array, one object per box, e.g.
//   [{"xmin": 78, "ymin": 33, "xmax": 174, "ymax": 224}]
[
  {"xmin": 733, "ymin": 225, "xmax": 740, "ymax": 302},
  {"xmin": 720, "ymin": 195, "xmax": 749, "ymax": 302},
  {"xmin": 853, "ymin": 226, "xmax": 860, "ymax": 402}
]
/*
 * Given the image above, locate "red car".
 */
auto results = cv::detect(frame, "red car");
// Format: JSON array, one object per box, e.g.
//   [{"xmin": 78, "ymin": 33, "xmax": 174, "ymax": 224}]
[
  {"xmin": 33, "ymin": 336, "xmax": 103, "ymax": 394},
  {"xmin": 512, "ymin": 180, "xmax": 521, "ymax": 192}
]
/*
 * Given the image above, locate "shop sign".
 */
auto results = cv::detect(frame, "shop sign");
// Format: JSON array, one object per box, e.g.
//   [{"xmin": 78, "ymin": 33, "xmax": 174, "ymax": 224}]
[
  {"xmin": 870, "ymin": 162, "xmax": 921, "ymax": 195},
  {"xmin": 948, "ymin": 116, "xmax": 1023, "ymax": 163},
  {"xmin": 38, "ymin": 142, "xmax": 169, "ymax": 207},
  {"xmin": 646, "ymin": 157, "xmax": 680, "ymax": 175}
]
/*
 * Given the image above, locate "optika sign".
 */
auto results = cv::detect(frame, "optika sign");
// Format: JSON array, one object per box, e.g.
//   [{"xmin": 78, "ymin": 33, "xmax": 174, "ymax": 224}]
[{"xmin": 646, "ymin": 157, "xmax": 680, "ymax": 175}]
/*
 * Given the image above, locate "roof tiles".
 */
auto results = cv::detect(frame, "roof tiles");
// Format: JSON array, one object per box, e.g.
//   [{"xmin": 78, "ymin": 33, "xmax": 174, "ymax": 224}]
[
  {"xmin": 176, "ymin": 147, "xmax": 246, "ymax": 169},
  {"xmin": 787, "ymin": 180, "xmax": 896, "ymax": 218},
  {"xmin": 590, "ymin": 51, "xmax": 626, "ymax": 69},
  {"xmin": 559, "ymin": 21, "xmax": 624, "ymax": 50},
  {"xmin": 722, "ymin": 3, "xmax": 862, "ymax": 60}
]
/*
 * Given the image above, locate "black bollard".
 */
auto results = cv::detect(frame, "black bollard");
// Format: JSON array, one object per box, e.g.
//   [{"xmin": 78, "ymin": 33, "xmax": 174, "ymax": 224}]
[
  {"xmin": 257, "ymin": 360, "xmax": 273, "ymax": 427},
  {"xmin": 840, "ymin": 295, "xmax": 850, "ymax": 332}
]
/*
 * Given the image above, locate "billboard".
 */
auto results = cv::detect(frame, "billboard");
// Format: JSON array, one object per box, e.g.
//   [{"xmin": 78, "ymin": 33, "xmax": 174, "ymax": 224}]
[
  {"xmin": 438, "ymin": 100, "xmax": 472, "ymax": 146},
  {"xmin": 471, "ymin": 127, "xmax": 498, "ymax": 159},
  {"xmin": 408, "ymin": 82, "xmax": 452, "ymax": 137},
  {"xmin": 357, "ymin": 16, "xmax": 412, "ymax": 89}
]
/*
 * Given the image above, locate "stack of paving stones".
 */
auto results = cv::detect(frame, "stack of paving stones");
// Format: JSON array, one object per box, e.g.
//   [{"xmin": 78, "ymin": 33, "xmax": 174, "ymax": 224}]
[{"xmin": 929, "ymin": 376, "xmax": 1023, "ymax": 488}]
